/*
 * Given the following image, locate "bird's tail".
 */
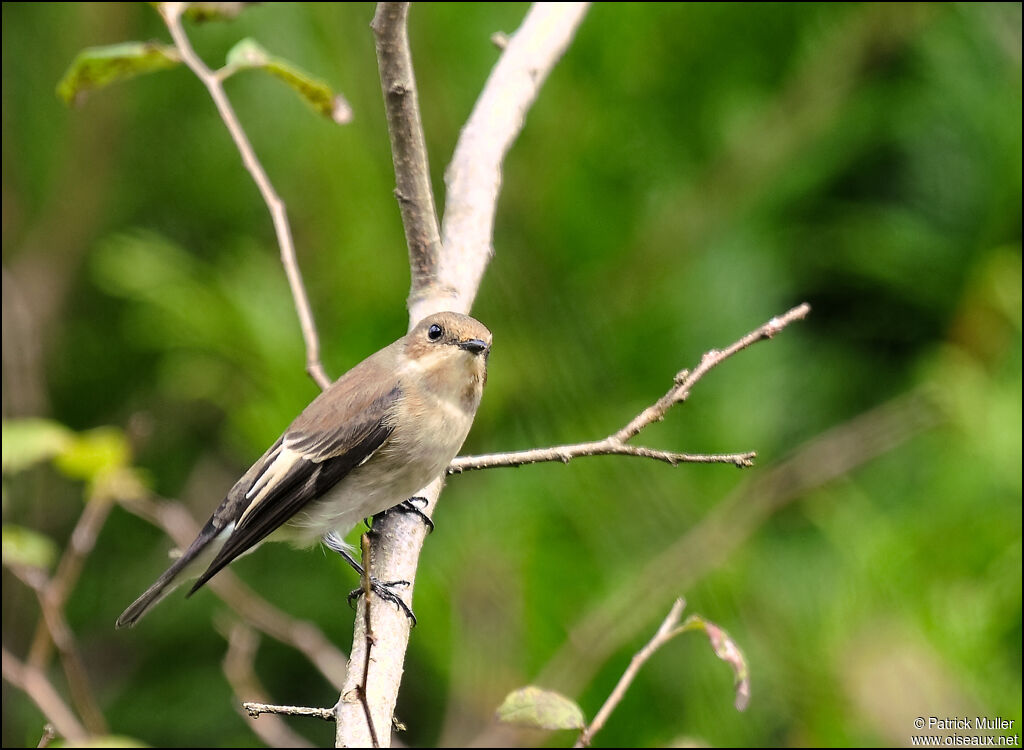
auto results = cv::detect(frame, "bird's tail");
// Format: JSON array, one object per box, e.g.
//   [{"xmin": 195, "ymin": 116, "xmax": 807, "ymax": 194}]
[{"xmin": 115, "ymin": 521, "xmax": 220, "ymax": 629}]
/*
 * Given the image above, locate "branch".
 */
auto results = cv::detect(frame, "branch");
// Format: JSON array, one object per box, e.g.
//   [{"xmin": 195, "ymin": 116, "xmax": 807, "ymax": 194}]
[
  {"xmin": 371, "ymin": 2, "xmax": 444, "ymax": 312},
  {"xmin": 24, "ymin": 498, "xmax": 113, "ymax": 734},
  {"xmin": 357, "ymin": 533, "xmax": 380, "ymax": 748},
  {"xmin": 338, "ymin": 6, "xmax": 591, "ymax": 746},
  {"xmin": 451, "ymin": 444, "xmax": 755, "ymax": 472},
  {"xmin": 424, "ymin": 1, "xmax": 593, "ymax": 322},
  {"xmin": 244, "ymin": 702, "xmax": 336, "ymax": 721},
  {"xmin": 450, "ymin": 304, "xmax": 811, "ymax": 474},
  {"xmin": 574, "ymin": 599, "xmax": 688, "ymax": 747},
  {"xmin": 2, "ymin": 647, "xmax": 88, "ymax": 745},
  {"xmin": 469, "ymin": 391, "xmax": 938, "ymax": 747},
  {"xmin": 158, "ymin": 2, "xmax": 331, "ymax": 390},
  {"xmin": 220, "ymin": 620, "xmax": 315, "ymax": 748},
  {"xmin": 539, "ymin": 391, "xmax": 939, "ymax": 698}
]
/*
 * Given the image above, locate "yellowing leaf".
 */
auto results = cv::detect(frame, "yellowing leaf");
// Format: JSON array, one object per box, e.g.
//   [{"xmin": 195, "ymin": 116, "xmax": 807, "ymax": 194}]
[
  {"xmin": 680, "ymin": 615, "xmax": 751, "ymax": 711},
  {"xmin": 57, "ymin": 41, "xmax": 180, "ymax": 106},
  {"xmin": 225, "ymin": 38, "xmax": 352, "ymax": 124}
]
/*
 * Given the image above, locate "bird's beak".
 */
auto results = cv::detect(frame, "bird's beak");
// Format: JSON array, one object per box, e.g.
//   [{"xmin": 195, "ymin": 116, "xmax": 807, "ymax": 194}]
[{"xmin": 458, "ymin": 338, "xmax": 489, "ymax": 355}]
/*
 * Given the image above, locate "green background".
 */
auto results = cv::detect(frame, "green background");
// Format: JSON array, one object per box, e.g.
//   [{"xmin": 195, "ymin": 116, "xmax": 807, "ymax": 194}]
[{"xmin": 2, "ymin": 2, "xmax": 1021, "ymax": 747}]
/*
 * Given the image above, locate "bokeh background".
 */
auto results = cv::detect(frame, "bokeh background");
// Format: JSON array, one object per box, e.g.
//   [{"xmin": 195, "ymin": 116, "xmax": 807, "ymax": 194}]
[{"xmin": 3, "ymin": 2, "xmax": 1021, "ymax": 747}]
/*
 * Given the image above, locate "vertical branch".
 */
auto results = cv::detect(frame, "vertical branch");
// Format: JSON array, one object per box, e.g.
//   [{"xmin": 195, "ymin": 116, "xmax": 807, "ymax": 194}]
[
  {"xmin": 338, "ymin": 4, "xmax": 590, "ymax": 747},
  {"xmin": 358, "ymin": 533, "xmax": 380, "ymax": 748},
  {"xmin": 371, "ymin": 2, "xmax": 445, "ymax": 315}
]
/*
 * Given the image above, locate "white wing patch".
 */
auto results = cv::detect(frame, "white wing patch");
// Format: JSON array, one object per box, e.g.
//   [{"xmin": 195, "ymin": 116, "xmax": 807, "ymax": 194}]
[{"xmin": 239, "ymin": 445, "xmax": 306, "ymax": 526}]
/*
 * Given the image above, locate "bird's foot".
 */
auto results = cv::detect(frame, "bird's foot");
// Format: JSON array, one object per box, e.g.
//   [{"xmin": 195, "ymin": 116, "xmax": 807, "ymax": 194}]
[
  {"xmin": 348, "ymin": 578, "xmax": 416, "ymax": 625},
  {"xmin": 387, "ymin": 496, "xmax": 434, "ymax": 533}
]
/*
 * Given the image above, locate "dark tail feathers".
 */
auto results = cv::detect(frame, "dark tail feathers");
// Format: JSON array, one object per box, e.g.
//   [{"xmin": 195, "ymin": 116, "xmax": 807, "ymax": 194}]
[{"xmin": 115, "ymin": 522, "xmax": 220, "ymax": 629}]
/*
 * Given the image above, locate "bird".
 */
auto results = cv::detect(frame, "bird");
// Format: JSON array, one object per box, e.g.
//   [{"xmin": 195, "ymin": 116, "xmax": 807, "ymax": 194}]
[{"xmin": 116, "ymin": 311, "xmax": 491, "ymax": 628}]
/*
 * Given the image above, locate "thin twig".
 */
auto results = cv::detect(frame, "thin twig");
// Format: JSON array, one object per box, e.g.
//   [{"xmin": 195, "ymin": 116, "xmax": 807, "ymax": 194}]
[
  {"xmin": 220, "ymin": 619, "xmax": 315, "ymax": 748},
  {"xmin": 359, "ymin": 533, "xmax": 380, "ymax": 748},
  {"xmin": 543, "ymin": 391, "xmax": 939, "ymax": 695},
  {"xmin": 2, "ymin": 647, "xmax": 89, "ymax": 745},
  {"xmin": 574, "ymin": 598, "xmax": 688, "ymax": 747},
  {"xmin": 28, "ymin": 497, "xmax": 112, "ymax": 668},
  {"xmin": 244, "ymin": 702, "xmax": 336, "ymax": 721},
  {"xmin": 451, "ymin": 444, "xmax": 755, "ymax": 472},
  {"xmin": 450, "ymin": 303, "xmax": 809, "ymax": 473},
  {"xmin": 158, "ymin": 2, "xmax": 330, "ymax": 390},
  {"xmin": 470, "ymin": 391, "xmax": 938, "ymax": 747},
  {"xmin": 24, "ymin": 498, "xmax": 112, "ymax": 735},
  {"xmin": 37, "ymin": 723, "xmax": 56, "ymax": 748},
  {"xmin": 371, "ymin": 2, "xmax": 444, "ymax": 313}
]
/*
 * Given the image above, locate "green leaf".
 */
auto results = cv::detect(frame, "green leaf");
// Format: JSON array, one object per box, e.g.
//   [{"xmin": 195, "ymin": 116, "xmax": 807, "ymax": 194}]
[
  {"xmin": 2, "ymin": 419, "xmax": 74, "ymax": 474},
  {"xmin": 57, "ymin": 41, "xmax": 181, "ymax": 106},
  {"xmin": 225, "ymin": 38, "xmax": 353, "ymax": 124},
  {"xmin": 680, "ymin": 615, "xmax": 751, "ymax": 711},
  {"xmin": 496, "ymin": 686, "xmax": 586, "ymax": 730},
  {"xmin": 54, "ymin": 427, "xmax": 130, "ymax": 483},
  {"xmin": 1, "ymin": 524, "xmax": 58, "ymax": 570}
]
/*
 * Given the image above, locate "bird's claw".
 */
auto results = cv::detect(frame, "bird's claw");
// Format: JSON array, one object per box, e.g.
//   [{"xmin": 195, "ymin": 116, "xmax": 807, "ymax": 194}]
[{"xmin": 348, "ymin": 578, "xmax": 417, "ymax": 625}]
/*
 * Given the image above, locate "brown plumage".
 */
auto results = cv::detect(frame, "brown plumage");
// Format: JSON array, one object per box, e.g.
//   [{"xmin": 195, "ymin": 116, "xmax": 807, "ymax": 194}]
[{"xmin": 117, "ymin": 312, "xmax": 491, "ymax": 628}]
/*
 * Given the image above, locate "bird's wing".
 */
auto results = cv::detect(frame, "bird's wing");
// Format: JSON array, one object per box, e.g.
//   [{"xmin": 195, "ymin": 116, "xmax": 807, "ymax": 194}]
[{"xmin": 188, "ymin": 377, "xmax": 401, "ymax": 594}]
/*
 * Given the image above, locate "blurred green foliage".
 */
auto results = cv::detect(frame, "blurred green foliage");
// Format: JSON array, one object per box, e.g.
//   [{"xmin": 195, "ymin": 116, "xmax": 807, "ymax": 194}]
[{"xmin": 2, "ymin": 2, "xmax": 1020, "ymax": 747}]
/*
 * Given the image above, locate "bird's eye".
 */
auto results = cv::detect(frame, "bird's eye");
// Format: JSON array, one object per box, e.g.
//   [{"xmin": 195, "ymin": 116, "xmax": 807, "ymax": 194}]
[{"xmin": 427, "ymin": 324, "xmax": 443, "ymax": 341}]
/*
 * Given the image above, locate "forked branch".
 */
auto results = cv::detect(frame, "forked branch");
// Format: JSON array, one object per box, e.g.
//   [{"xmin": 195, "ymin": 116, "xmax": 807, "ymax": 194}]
[{"xmin": 450, "ymin": 303, "xmax": 811, "ymax": 474}]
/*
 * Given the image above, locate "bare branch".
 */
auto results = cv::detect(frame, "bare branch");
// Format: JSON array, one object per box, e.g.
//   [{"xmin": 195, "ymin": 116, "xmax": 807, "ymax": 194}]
[
  {"xmin": 158, "ymin": 2, "xmax": 331, "ymax": 390},
  {"xmin": 421, "ymin": 2, "xmax": 592, "ymax": 322},
  {"xmin": 574, "ymin": 598, "xmax": 688, "ymax": 747},
  {"xmin": 615, "ymin": 303, "xmax": 811, "ymax": 441},
  {"xmin": 244, "ymin": 702, "xmax": 336, "ymax": 721},
  {"xmin": 335, "ymin": 478, "xmax": 440, "ymax": 748},
  {"xmin": 357, "ymin": 533, "xmax": 380, "ymax": 748},
  {"xmin": 2, "ymin": 647, "xmax": 88, "ymax": 745},
  {"xmin": 451, "ymin": 442, "xmax": 755, "ymax": 472},
  {"xmin": 37, "ymin": 723, "xmax": 56, "ymax": 748},
  {"xmin": 24, "ymin": 498, "xmax": 112, "ymax": 734},
  {"xmin": 371, "ymin": 2, "xmax": 444, "ymax": 313},
  {"xmin": 220, "ymin": 620, "xmax": 315, "ymax": 748},
  {"xmin": 543, "ymin": 391, "xmax": 939, "ymax": 696},
  {"xmin": 450, "ymin": 304, "xmax": 811, "ymax": 474},
  {"xmin": 471, "ymin": 391, "xmax": 938, "ymax": 747},
  {"xmin": 338, "ymin": 5, "xmax": 591, "ymax": 746}
]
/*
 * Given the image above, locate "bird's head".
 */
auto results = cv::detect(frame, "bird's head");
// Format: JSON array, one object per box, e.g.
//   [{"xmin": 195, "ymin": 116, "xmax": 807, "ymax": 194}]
[{"xmin": 403, "ymin": 312, "xmax": 492, "ymax": 393}]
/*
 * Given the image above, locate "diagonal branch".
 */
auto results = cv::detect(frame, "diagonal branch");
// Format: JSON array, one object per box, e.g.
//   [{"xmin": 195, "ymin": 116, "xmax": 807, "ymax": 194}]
[
  {"xmin": 220, "ymin": 619, "xmax": 316, "ymax": 748},
  {"xmin": 159, "ymin": 2, "xmax": 330, "ymax": 390},
  {"xmin": 425, "ymin": 1, "xmax": 593, "ymax": 323},
  {"xmin": 2, "ymin": 647, "xmax": 89, "ymax": 746},
  {"xmin": 450, "ymin": 304, "xmax": 811, "ymax": 474},
  {"xmin": 573, "ymin": 598, "xmax": 688, "ymax": 748},
  {"xmin": 24, "ymin": 498, "xmax": 113, "ymax": 734},
  {"xmin": 371, "ymin": 2, "xmax": 444, "ymax": 312}
]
